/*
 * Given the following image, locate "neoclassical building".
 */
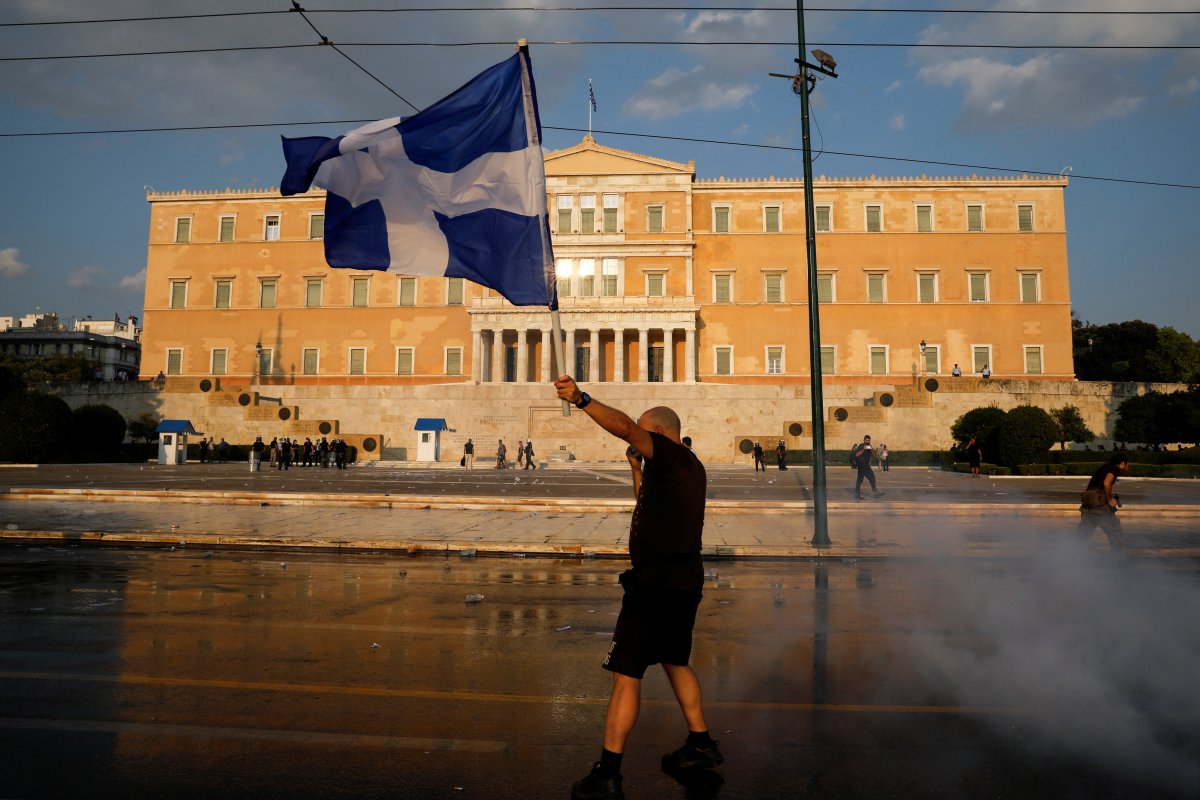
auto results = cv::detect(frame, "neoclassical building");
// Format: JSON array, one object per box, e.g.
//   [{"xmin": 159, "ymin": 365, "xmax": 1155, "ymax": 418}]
[{"xmin": 141, "ymin": 136, "xmax": 1072, "ymax": 390}]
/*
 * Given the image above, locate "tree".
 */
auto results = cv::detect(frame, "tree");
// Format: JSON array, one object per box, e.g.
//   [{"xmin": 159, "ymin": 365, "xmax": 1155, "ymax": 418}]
[
  {"xmin": 126, "ymin": 412, "xmax": 160, "ymax": 444},
  {"xmin": 1115, "ymin": 389, "xmax": 1200, "ymax": 446},
  {"xmin": 0, "ymin": 353, "xmax": 92, "ymax": 386},
  {"xmin": 950, "ymin": 405, "xmax": 1007, "ymax": 459},
  {"xmin": 996, "ymin": 405, "xmax": 1058, "ymax": 468},
  {"xmin": 69, "ymin": 404, "xmax": 127, "ymax": 461},
  {"xmin": 1050, "ymin": 405, "xmax": 1096, "ymax": 450},
  {"xmin": 0, "ymin": 391, "xmax": 72, "ymax": 463},
  {"xmin": 0, "ymin": 365, "xmax": 24, "ymax": 400},
  {"xmin": 1145, "ymin": 327, "xmax": 1200, "ymax": 385},
  {"xmin": 1072, "ymin": 319, "xmax": 1161, "ymax": 382},
  {"xmin": 1113, "ymin": 393, "xmax": 1161, "ymax": 445}
]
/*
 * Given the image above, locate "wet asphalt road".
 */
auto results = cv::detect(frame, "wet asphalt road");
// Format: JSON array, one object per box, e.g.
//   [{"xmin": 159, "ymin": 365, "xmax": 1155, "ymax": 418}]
[{"xmin": 1, "ymin": 546, "xmax": 1197, "ymax": 800}]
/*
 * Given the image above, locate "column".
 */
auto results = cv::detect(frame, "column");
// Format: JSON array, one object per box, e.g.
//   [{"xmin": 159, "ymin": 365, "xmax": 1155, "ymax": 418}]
[
  {"xmin": 589, "ymin": 329, "xmax": 600, "ymax": 383},
  {"xmin": 685, "ymin": 328, "xmax": 696, "ymax": 383},
  {"xmin": 614, "ymin": 329, "xmax": 625, "ymax": 383},
  {"xmin": 541, "ymin": 328, "xmax": 552, "ymax": 381},
  {"xmin": 566, "ymin": 328, "xmax": 577, "ymax": 377},
  {"xmin": 471, "ymin": 329, "xmax": 483, "ymax": 382},
  {"xmin": 492, "ymin": 329, "xmax": 505, "ymax": 382},
  {"xmin": 663, "ymin": 328, "xmax": 674, "ymax": 383},
  {"xmin": 637, "ymin": 328, "xmax": 648, "ymax": 383},
  {"xmin": 516, "ymin": 329, "xmax": 529, "ymax": 383}
]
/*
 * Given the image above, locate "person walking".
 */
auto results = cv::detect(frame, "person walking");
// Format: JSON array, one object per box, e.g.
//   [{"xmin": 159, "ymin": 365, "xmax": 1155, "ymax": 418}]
[
  {"xmin": 878, "ymin": 443, "xmax": 890, "ymax": 472},
  {"xmin": 852, "ymin": 434, "xmax": 881, "ymax": 500},
  {"xmin": 524, "ymin": 439, "xmax": 536, "ymax": 470},
  {"xmin": 279, "ymin": 438, "xmax": 292, "ymax": 471},
  {"xmin": 775, "ymin": 440, "xmax": 788, "ymax": 471},
  {"xmin": 269, "ymin": 437, "xmax": 278, "ymax": 467},
  {"xmin": 463, "ymin": 439, "xmax": 475, "ymax": 469},
  {"xmin": 752, "ymin": 441, "xmax": 765, "ymax": 472},
  {"xmin": 250, "ymin": 436, "xmax": 264, "ymax": 472},
  {"xmin": 302, "ymin": 438, "xmax": 313, "ymax": 467},
  {"xmin": 334, "ymin": 438, "xmax": 348, "ymax": 469},
  {"xmin": 965, "ymin": 436, "xmax": 983, "ymax": 478},
  {"xmin": 496, "ymin": 439, "xmax": 507, "ymax": 469},
  {"xmin": 516, "ymin": 439, "xmax": 525, "ymax": 469},
  {"xmin": 1078, "ymin": 454, "xmax": 1129, "ymax": 550},
  {"xmin": 554, "ymin": 374, "xmax": 721, "ymax": 800}
]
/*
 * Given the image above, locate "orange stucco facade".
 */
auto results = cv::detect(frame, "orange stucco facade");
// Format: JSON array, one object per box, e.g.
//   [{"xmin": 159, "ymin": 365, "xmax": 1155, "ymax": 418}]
[{"xmin": 141, "ymin": 136, "xmax": 1073, "ymax": 387}]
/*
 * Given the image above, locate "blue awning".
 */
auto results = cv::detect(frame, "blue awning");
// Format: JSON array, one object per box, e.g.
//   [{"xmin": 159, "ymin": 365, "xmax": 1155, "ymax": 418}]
[
  {"xmin": 414, "ymin": 418, "xmax": 448, "ymax": 431},
  {"xmin": 157, "ymin": 419, "xmax": 200, "ymax": 435}
]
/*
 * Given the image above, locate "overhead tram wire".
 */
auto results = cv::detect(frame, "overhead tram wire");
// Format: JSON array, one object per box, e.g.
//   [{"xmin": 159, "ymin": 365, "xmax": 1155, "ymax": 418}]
[
  {"xmin": 4, "ymin": 7, "xmax": 1198, "ymax": 26},
  {"xmin": 5, "ymin": 39, "xmax": 1198, "ymax": 61},
  {"xmin": 0, "ymin": 119, "xmax": 1194, "ymax": 191}
]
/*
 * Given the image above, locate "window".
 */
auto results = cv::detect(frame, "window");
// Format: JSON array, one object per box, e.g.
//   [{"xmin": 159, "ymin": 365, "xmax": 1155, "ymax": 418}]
[
  {"xmin": 169, "ymin": 280, "xmax": 188, "ymax": 309},
  {"xmin": 174, "ymin": 218, "xmax": 191, "ymax": 243},
  {"xmin": 219, "ymin": 216, "xmax": 235, "ymax": 242},
  {"xmin": 713, "ymin": 205, "xmax": 730, "ymax": 233},
  {"xmin": 305, "ymin": 279, "xmax": 323, "ymax": 308},
  {"xmin": 348, "ymin": 348, "xmax": 366, "ymax": 375},
  {"xmin": 556, "ymin": 258, "xmax": 573, "ymax": 298},
  {"xmin": 714, "ymin": 347, "xmax": 733, "ymax": 376},
  {"xmin": 713, "ymin": 273, "xmax": 732, "ymax": 304},
  {"xmin": 214, "ymin": 280, "xmax": 232, "ymax": 309},
  {"xmin": 766, "ymin": 346, "xmax": 783, "ymax": 375},
  {"xmin": 447, "ymin": 277, "xmax": 464, "ymax": 305},
  {"xmin": 865, "ymin": 205, "xmax": 882, "ymax": 232},
  {"xmin": 264, "ymin": 214, "xmax": 280, "ymax": 241},
  {"xmin": 351, "ymin": 277, "xmax": 370, "ymax": 307},
  {"xmin": 1024, "ymin": 346, "xmax": 1043, "ymax": 375},
  {"xmin": 1020, "ymin": 272, "xmax": 1040, "ymax": 303},
  {"xmin": 764, "ymin": 273, "xmax": 783, "ymax": 303},
  {"xmin": 923, "ymin": 344, "xmax": 940, "ymax": 374},
  {"xmin": 967, "ymin": 204, "xmax": 984, "ymax": 232},
  {"xmin": 309, "ymin": 213, "xmax": 324, "ymax": 240},
  {"xmin": 972, "ymin": 346, "xmax": 991, "ymax": 373},
  {"xmin": 578, "ymin": 259, "xmax": 595, "ymax": 296},
  {"xmin": 867, "ymin": 273, "xmax": 886, "ymax": 303},
  {"xmin": 259, "ymin": 280, "xmax": 277, "ymax": 308},
  {"xmin": 603, "ymin": 194, "xmax": 618, "ymax": 233},
  {"xmin": 557, "ymin": 195, "xmax": 572, "ymax": 233},
  {"xmin": 211, "ymin": 349, "xmax": 227, "ymax": 375},
  {"xmin": 647, "ymin": 205, "xmax": 664, "ymax": 233},
  {"xmin": 646, "ymin": 272, "xmax": 665, "ymax": 297},
  {"xmin": 869, "ymin": 346, "xmax": 888, "ymax": 375},
  {"xmin": 817, "ymin": 273, "xmax": 834, "ymax": 304},
  {"xmin": 581, "ymin": 195, "xmax": 595, "ymax": 233},
  {"xmin": 258, "ymin": 347, "xmax": 273, "ymax": 376},
  {"xmin": 764, "ymin": 205, "xmax": 781, "ymax": 233},
  {"xmin": 166, "ymin": 348, "xmax": 183, "ymax": 375},
  {"xmin": 820, "ymin": 346, "xmax": 836, "ymax": 375},
  {"xmin": 445, "ymin": 347, "xmax": 463, "ymax": 376},
  {"xmin": 969, "ymin": 272, "xmax": 989, "ymax": 303},
  {"xmin": 398, "ymin": 277, "xmax": 416, "ymax": 306},
  {"xmin": 302, "ymin": 348, "xmax": 319, "ymax": 375},
  {"xmin": 575, "ymin": 346, "xmax": 592, "ymax": 381},
  {"xmin": 916, "ymin": 204, "xmax": 933, "ymax": 232},
  {"xmin": 918, "ymin": 272, "xmax": 937, "ymax": 303},
  {"xmin": 1017, "ymin": 204, "xmax": 1034, "ymax": 232},
  {"xmin": 814, "ymin": 205, "xmax": 831, "ymax": 232},
  {"xmin": 601, "ymin": 258, "xmax": 618, "ymax": 296},
  {"xmin": 396, "ymin": 347, "xmax": 414, "ymax": 376}
]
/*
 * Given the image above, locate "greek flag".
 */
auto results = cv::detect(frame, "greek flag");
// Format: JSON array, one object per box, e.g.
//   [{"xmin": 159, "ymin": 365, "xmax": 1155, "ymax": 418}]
[
  {"xmin": 589, "ymin": 79, "xmax": 597, "ymax": 112},
  {"xmin": 280, "ymin": 50, "xmax": 556, "ymax": 308}
]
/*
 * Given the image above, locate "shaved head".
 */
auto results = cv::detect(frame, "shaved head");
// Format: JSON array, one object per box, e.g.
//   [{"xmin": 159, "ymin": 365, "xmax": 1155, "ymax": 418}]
[{"xmin": 638, "ymin": 406, "xmax": 682, "ymax": 441}]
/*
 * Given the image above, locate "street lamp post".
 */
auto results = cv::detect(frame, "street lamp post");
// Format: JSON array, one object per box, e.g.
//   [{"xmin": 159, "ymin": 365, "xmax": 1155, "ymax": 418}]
[
  {"xmin": 919, "ymin": 339, "xmax": 927, "ymax": 384},
  {"xmin": 770, "ymin": 0, "xmax": 838, "ymax": 547},
  {"xmin": 254, "ymin": 341, "xmax": 263, "ymax": 386}
]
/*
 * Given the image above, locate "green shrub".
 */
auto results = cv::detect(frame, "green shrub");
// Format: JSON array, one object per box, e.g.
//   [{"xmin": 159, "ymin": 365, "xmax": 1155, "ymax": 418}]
[
  {"xmin": 951, "ymin": 405, "xmax": 1007, "ymax": 460},
  {"xmin": 996, "ymin": 405, "xmax": 1058, "ymax": 469},
  {"xmin": 0, "ymin": 365, "xmax": 24, "ymax": 401},
  {"xmin": 69, "ymin": 404, "xmax": 127, "ymax": 462},
  {"xmin": 0, "ymin": 391, "xmax": 73, "ymax": 463}
]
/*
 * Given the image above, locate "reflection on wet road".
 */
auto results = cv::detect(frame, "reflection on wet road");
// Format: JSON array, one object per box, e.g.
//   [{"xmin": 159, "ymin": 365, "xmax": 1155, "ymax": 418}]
[{"xmin": 1, "ymin": 546, "xmax": 1197, "ymax": 799}]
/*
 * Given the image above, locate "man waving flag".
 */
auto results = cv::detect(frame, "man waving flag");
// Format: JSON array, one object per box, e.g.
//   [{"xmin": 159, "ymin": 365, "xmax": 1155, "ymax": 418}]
[{"xmin": 280, "ymin": 46, "xmax": 556, "ymax": 309}]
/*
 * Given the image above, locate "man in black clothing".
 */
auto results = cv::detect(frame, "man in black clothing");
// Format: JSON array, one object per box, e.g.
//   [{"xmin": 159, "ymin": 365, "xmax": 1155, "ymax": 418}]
[
  {"xmin": 1079, "ymin": 454, "xmax": 1129, "ymax": 550},
  {"xmin": 775, "ymin": 440, "xmax": 788, "ymax": 470},
  {"xmin": 852, "ymin": 434, "xmax": 881, "ymax": 500},
  {"xmin": 555, "ymin": 375, "xmax": 721, "ymax": 800},
  {"xmin": 523, "ymin": 439, "xmax": 536, "ymax": 469}
]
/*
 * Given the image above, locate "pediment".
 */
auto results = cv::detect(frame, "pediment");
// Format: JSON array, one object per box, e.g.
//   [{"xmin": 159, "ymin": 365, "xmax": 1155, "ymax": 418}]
[{"xmin": 545, "ymin": 136, "xmax": 693, "ymax": 178}]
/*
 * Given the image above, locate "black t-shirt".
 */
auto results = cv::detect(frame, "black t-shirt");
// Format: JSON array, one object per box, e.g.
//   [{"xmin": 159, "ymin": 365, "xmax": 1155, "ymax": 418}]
[
  {"xmin": 628, "ymin": 432, "xmax": 706, "ymax": 591},
  {"xmin": 1086, "ymin": 463, "xmax": 1122, "ymax": 492},
  {"xmin": 464, "ymin": 442, "xmax": 473, "ymax": 454}
]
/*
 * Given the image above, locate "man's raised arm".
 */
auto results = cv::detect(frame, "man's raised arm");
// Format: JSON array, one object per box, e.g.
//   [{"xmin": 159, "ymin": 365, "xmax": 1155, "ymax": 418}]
[{"xmin": 553, "ymin": 375, "xmax": 654, "ymax": 460}]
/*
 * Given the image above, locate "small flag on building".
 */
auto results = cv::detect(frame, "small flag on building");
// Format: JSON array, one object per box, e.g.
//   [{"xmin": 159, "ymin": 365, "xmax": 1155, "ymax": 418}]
[
  {"xmin": 280, "ymin": 49, "xmax": 556, "ymax": 308},
  {"xmin": 589, "ymin": 79, "xmax": 597, "ymax": 112}
]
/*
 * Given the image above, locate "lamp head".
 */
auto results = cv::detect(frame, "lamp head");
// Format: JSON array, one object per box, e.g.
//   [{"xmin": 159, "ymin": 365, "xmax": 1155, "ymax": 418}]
[{"xmin": 811, "ymin": 49, "xmax": 837, "ymax": 71}]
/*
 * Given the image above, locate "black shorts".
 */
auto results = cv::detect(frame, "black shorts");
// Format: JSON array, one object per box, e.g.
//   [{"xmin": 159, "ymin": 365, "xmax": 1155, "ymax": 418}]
[{"xmin": 603, "ymin": 570, "xmax": 702, "ymax": 679}]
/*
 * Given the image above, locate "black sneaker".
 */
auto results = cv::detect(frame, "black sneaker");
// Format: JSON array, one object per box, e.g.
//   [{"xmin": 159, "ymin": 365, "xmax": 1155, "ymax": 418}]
[
  {"xmin": 662, "ymin": 740, "xmax": 724, "ymax": 770},
  {"xmin": 571, "ymin": 763, "xmax": 624, "ymax": 800}
]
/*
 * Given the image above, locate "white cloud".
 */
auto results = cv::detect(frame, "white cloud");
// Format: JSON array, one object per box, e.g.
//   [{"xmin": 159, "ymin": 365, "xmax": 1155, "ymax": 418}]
[
  {"xmin": 67, "ymin": 265, "xmax": 105, "ymax": 289},
  {"xmin": 0, "ymin": 247, "xmax": 30, "ymax": 278},
  {"xmin": 884, "ymin": 80, "xmax": 903, "ymax": 94},
  {"xmin": 1168, "ymin": 77, "xmax": 1200, "ymax": 100},
  {"xmin": 891, "ymin": 113, "xmax": 905, "ymax": 131},
  {"xmin": 624, "ymin": 66, "xmax": 756, "ymax": 121},
  {"xmin": 118, "ymin": 269, "xmax": 146, "ymax": 292}
]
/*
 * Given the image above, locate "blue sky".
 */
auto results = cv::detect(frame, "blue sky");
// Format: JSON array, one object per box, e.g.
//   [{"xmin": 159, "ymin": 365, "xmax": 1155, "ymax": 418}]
[{"xmin": 1, "ymin": 0, "xmax": 1197, "ymax": 336}]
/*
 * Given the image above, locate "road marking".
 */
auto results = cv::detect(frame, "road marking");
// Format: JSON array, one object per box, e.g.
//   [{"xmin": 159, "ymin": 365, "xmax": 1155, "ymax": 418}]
[
  {"xmin": 0, "ymin": 717, "xmax": 506, "ymax": 751},
  {"xmin": 0, "ymin": 670, "xmax": 1019, "ymax": 716}
]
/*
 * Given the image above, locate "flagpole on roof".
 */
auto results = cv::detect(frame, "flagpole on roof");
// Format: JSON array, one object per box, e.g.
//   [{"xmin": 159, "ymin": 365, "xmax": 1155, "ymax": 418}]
[
  {"xmin": 588, "ymin": 79, "xmax": 593, "ymax": 137},
  {"xmin": 517, "ymin": 39, "xmax": 571, "ymax": 416}
]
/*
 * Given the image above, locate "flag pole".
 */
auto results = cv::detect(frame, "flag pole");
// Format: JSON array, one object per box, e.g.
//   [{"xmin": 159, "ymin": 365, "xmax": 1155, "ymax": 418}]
[
  {"xmin": 588, "ymin": 78, "xmax": 593, "ymax": 137},
  {"xmin": 516, "ymin": 39, "xmax": 571, "ymax": 417}
]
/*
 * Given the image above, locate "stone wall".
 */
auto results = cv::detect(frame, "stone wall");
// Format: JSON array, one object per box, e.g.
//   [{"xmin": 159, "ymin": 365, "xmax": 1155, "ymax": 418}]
[{"xmin": 39, "ymin": 377, "xmax": 1187, "ymax": 464}]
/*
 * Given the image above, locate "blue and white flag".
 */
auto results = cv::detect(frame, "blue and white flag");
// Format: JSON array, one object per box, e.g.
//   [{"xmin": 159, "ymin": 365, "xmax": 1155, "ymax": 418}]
[{"xmin": 280, "ymin": 50, "xmax": 556, "ymax": 308}]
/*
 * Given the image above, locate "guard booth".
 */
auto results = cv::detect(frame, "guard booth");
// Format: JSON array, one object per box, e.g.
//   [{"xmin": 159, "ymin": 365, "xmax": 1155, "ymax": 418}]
[
  {"xmin": 414, "ymin": 418, "xmax": 448, "ymax": 462},
  {"xmin": 156, "ymin": 420, "xmax": 200, "ymax": 465}
]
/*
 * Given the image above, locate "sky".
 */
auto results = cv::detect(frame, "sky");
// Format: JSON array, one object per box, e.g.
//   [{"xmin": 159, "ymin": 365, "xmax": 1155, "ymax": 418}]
[{"xmin": 0, "ymin": 0, "xmax": 1197, "ymax": 336}]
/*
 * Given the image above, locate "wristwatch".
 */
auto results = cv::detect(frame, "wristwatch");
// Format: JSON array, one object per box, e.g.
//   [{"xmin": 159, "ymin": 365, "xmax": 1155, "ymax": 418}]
[{"xmin": 575, "ymin": 392, "xmax": 592, "ymax": 410}]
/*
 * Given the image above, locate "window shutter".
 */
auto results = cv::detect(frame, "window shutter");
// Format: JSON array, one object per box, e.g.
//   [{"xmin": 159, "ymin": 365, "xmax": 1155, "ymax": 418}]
[
  {"xmin": 765, "ymin": 274, "xmax": 782, "ymax": 303},
  {"xmin": 715, "ymin": 275, "xmax": 731, "ymax": 303},
  {"xmin": 919, "ymin": 274, "xmax": 936, "ymax": 303},
  {"xmin": 397, "ymin": 349, "xmax": 413, "ymax": 375},
  {"xmin": 716, "ymin": 348, "xmax": 731, "ymax": 375},
  {"xmin": 399, "ymin": 278, "xmax": 416, "ymax": 306}
]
